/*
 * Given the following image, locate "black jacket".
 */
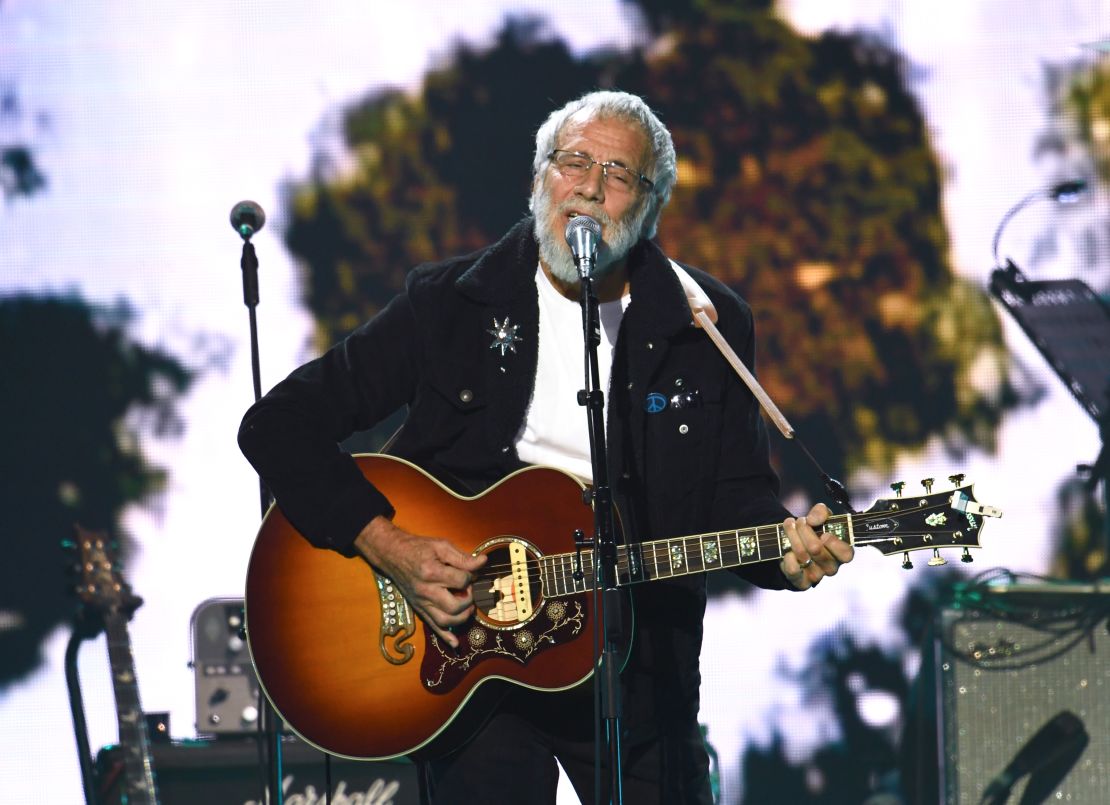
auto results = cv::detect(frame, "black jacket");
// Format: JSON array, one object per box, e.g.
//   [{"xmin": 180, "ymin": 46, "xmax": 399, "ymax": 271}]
[{"xmin": 239, "ymin": 217, "xmax": 792, "ymax": 748}]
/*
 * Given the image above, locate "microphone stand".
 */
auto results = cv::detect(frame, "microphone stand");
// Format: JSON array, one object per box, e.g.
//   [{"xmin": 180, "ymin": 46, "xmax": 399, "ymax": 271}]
[
  {"xmin": 237, "ymin": 232, "xmax": 285, "ymax": 805},
  {"xmin": 575, "ymin": 256, "xmax": 625, "ymax": 805}
]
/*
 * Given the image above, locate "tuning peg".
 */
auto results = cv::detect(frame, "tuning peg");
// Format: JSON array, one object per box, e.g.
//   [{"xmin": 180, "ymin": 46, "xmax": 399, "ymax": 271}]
[
  {"xmin": 928, "ymin": 548, "xmax": 947, "ymax": 566},
  {"xmin": 891, "ymin": 481, "xmax": 906, "ymax": 497},
  {"xmin": 901, "ymin": 552, "xmax": 913, "ymax": 570},
  {"xmin": 921, "ymin": 478, "xmax": 934, "ymax": 493},
  {"xmin": 948, "ymin": 474, "xmax": 966, "ymax": 487},
  {"xmin": 960, "ymin": 548, "xmax": 974, "ymax": 563}
]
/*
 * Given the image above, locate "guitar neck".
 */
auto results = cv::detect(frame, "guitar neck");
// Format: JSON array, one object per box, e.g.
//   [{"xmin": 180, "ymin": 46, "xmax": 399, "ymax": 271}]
[
  {"xmin": 539, "ymin": 514, "xmax": 854, "ymax": 595},
  {"xmin": 104, "ymin": 614, "xmax": 160, "ymax": 805}
]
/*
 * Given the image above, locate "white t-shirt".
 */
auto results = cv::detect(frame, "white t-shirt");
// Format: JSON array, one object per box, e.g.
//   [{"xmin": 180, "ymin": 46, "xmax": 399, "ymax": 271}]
[{"xmin": 514, "ymin": 265, "xmax": 630, "ymax": 481}]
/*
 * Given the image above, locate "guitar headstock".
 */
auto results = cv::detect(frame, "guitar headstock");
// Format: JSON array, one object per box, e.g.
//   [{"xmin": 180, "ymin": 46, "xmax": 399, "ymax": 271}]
[
  {"xmin": 855, "ymin": 475, "xmax": 1002, "ymax": 568},
  {"xmin": 65, "ymin": 524, "xmax": 140, "ymax": 617}
]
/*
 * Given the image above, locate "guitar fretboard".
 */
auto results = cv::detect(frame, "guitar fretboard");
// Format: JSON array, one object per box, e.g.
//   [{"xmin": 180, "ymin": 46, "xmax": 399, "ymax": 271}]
[
  {"xmin": 105, "ymin": 614, "xmax": 160, "ymax": 805},
  {"xmin": 539, "ymin": 514, "xmax": 854, "ymax": 596}
]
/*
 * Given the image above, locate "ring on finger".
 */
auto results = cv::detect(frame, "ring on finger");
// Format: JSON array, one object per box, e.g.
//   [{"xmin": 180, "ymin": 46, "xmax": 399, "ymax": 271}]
[{"xmin": 798, "ymin": 558, "xmax": 814, "ymax": 569}]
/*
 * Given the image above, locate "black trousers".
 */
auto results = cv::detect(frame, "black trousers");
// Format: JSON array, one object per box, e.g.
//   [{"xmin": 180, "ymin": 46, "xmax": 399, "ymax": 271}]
[{"xmin": 426, "ymin": 687, "xmax": 714, "ymax": 805}]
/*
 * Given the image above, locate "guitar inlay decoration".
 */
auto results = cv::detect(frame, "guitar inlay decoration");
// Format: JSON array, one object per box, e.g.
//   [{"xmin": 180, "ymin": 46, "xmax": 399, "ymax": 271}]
[{"xmin": 704, "ymin": 540, "xmax": 719, "ymax": 564}]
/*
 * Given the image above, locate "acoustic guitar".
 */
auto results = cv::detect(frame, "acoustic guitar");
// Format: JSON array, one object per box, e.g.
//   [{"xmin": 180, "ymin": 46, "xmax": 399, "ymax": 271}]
[{"xmin": 244, "ymin": 454, "xmax": 1000, "ymax": 761}]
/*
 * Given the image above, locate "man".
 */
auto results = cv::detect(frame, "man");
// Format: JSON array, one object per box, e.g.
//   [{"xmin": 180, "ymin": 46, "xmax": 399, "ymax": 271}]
[{"xmin": 239, "ymin": 90, "xmax": 853, "ymax": 804}]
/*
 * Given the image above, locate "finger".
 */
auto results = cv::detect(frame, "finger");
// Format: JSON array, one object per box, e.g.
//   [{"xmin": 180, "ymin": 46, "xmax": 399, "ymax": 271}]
[
  {"xmin": 418, "ymin": 600, "xmax": 478, "ymax": 649},
  {"xmin": 435, "ymin": 541, "xmax": 487, "ymax": 575},
  {"xmin": 795, "ymin": 516, "xmax": 839, "ymax": 576},
  {"xmin": 780, "ymin": 555, "xmax": 813, "ymax": 590},
  {"xmin": 821, "ymin": 534, "xmax": 854, "ymax": 565},
  {"xmin": 420, "ymin": 550, "xmax": 481, "ymax": 591},
  {"xmin": 803, "ymin": 502, "xmax": 832, "ymax": 528},
  {"xmin": 784, "ymin": 517, "xmax": 815, "ymax": 576},
  {"xmin": 419, "ymin": 583, "xmax": 476, "ymax": 618},
  {"xmin": 421, "ymin": 608, "xmax": 461, "ymax": 649}
]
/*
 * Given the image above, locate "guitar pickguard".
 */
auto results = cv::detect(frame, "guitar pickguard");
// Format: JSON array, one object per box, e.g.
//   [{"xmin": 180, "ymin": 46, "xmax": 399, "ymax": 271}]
[
  {"xmin": 421, "ymin": 596, "xmax": 586, "ymax": 693},
  {"xmin": 420, "ymin": 535, "xmax": 588, "ymax": 692}
]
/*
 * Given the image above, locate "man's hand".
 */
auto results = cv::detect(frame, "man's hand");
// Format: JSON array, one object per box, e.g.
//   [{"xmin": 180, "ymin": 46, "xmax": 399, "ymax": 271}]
[
  {"xmin": 354, "ymin": 515, "xmax": 487, "ymax": 648},
  {"xmin": 779, "ymin": 503, "xmax": 854, "ymax": 590}
]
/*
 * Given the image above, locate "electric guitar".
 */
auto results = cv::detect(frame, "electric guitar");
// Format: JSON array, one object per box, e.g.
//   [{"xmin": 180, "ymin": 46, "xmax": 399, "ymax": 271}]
[
  {"xmin": 71, "ymin": 526, "xmax": 161, "ymax": 805},
  {"xmin": 244, "ymin": 454, "xmax": 1000, "ymax": 761}
]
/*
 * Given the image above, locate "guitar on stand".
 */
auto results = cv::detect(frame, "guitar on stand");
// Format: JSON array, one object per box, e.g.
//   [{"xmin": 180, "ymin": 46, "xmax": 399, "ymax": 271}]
[{"xmin": 70, "ymin": 525, "xmax": 161, "ymax": 805}]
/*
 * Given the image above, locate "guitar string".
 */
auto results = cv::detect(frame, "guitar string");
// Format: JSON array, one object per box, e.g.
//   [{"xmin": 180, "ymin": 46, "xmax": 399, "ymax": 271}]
[{"xmin": 468, "ymin": 496, "xmax": 977, "ymax": 584}]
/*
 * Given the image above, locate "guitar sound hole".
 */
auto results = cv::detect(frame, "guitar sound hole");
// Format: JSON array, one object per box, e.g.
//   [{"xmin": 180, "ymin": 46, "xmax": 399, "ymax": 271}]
[{"xmin": 472, "ymin": 539, "xmax": 543, "ymax": 628}]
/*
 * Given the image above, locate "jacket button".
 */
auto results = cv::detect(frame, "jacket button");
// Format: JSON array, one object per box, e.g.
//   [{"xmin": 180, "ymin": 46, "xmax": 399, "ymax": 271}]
[
  {"xmin": 678, "ymin": 424, "xmax": 689, "ymax": 435},
  {"xmin": 500, "ymin": 445, "xmax": 511, "ymax": 454},
  {"xmin": 459, "ymin": 389, "xmax": 474, "ymax": 403},
  {"xmin": 646, "ymin": 341, "xmax": 655, "ymax": 350}
]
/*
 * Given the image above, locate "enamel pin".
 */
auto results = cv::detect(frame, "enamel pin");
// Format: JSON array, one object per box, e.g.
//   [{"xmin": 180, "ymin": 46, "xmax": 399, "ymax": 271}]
[{"xmin": 487, "ymin": 317, "xmax": 522, "ymax": 356}]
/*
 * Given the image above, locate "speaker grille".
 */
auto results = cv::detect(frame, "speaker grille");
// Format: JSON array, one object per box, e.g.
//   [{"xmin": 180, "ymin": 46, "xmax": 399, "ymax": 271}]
[{"xmin": 939, "ymin": 591, "xmax": 1110, "ymax": 804}]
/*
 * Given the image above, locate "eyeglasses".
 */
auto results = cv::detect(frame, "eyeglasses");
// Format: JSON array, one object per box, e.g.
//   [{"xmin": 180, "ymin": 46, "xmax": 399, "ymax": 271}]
[{"xmin": 548, "ymin": 150, "xmax": 655, "ymax": 193}]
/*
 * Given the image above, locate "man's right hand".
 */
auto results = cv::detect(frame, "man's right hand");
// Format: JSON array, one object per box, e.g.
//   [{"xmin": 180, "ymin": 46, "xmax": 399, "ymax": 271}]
[{"xmin": 353, "ymin": 515, "xmax": 487, "ymax": 649}]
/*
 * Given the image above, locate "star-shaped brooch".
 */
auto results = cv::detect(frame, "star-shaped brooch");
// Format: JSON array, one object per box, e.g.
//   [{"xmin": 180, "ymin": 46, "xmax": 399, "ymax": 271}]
[{"xmin": 487, "ymin": 316, "xmax": 522, "ymax": 357}]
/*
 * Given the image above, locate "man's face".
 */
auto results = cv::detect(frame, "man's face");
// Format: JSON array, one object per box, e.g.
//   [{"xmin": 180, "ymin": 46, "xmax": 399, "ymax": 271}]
[{"xmin": 532, "ymin": 113, "xmax": 654, "ymax": 285}]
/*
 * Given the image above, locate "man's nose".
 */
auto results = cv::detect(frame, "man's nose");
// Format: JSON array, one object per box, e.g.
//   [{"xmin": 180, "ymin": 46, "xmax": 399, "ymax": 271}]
[{"xmin": 574, "ymin": 164, "xmax": 606, "ymax": 200}]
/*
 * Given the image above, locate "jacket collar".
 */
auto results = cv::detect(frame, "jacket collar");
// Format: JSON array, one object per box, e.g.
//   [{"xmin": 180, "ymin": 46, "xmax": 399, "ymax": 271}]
[{"xmin": 456, "ymin": 216, "xmax": 694, "ymax": 338}]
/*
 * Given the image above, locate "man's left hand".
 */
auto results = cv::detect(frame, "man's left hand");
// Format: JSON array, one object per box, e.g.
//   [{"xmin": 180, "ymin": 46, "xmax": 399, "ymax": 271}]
[{"xmin": 780, "ymin": 503, "xmax": 854, "ymax": 590}]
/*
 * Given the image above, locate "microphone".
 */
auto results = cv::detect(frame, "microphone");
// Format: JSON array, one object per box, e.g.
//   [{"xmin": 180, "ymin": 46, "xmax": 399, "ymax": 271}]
[
  {"xmin": 230, "ymin": 200, "xmax": 266, "ymax": 241},
  {"xmin": 564, "ymin": 215, "xmax": 601, "ymax": 279},
  {"xmin": 979, "ymin": 710, "xmax": 1088, "ymax": 805}
]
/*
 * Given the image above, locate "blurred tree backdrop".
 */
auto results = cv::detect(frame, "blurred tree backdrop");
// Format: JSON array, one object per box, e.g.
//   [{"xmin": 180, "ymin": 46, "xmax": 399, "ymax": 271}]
[
  {"xmin": 0, "ymin": 2, "xmax": 48, "ymax": 201},
  {"xmin": 1, "ymin": 0, "xmax": 196, "ymax": 690},
  {"xmin": 278, "ymin": 4, "xmax": 1026, "ymax": 800},
  {"xmin": 0, "ymin": 295, "xmax": 193, "ymax": 687},
  {"xmin": 283, "ymin": 0, "xmax": 1014, "ymax": 499}
]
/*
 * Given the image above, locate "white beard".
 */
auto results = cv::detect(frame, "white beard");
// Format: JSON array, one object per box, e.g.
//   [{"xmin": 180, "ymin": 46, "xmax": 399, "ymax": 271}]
[{"xmin": 531, "ymin": 181, "xmax": 650, "ymax": 285}]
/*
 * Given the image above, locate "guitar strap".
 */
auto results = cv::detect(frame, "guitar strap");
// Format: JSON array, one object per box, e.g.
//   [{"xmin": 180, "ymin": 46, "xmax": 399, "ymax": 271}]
[{"xmin": 667, "ymin": 258, "xmax": 795, "ymax": 440}]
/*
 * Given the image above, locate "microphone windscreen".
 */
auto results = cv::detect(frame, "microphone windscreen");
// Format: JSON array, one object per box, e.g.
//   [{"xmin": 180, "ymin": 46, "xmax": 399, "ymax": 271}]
[
  {"xmin": 568, "ymin": 212, "xmax": 603, "ymax": 246},
  {"xmin": 230, "ymin": 200, "xmax": 266, "ymax": 239}
]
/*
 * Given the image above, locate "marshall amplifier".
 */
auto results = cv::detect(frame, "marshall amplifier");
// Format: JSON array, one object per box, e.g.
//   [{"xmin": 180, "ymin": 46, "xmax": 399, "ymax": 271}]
[{"xmin": 96, "ymin": 736, "xmax": 420, "ymax": 805}]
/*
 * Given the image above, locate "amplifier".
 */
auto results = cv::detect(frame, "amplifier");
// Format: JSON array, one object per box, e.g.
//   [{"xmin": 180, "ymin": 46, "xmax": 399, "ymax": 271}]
[
  {"xmin": 191, "ymin": 597, "xmax": 259, "ymax": 735},
  {"xmin": 96, "ymin": 736, "xmax": 421, "ymax": 805},
  {"xmin": 934, "ymin": 584, "xmax": 1110, "ymax": 804}
]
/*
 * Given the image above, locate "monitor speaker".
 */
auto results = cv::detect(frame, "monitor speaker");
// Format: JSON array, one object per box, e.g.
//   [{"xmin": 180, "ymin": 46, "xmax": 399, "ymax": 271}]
[{"xmin": 934, "ymin": 585, "xmax": 1110, "ymax": 804}]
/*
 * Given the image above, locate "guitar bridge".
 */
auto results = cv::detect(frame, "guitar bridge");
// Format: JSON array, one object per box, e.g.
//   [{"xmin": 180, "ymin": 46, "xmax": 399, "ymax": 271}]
[{"xmin": 375, "ymin": 573, "xmax": 416, "ymax": 665}]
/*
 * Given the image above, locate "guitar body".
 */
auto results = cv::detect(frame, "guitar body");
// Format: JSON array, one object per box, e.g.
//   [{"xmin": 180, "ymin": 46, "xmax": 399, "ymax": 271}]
[
  {"xmin": 246, "ymin": 454, "xmax": 1002, "ymax": 761},
  {"xmin": 245, "ymin": 454, "xmax": 609, "ymax": 761}
]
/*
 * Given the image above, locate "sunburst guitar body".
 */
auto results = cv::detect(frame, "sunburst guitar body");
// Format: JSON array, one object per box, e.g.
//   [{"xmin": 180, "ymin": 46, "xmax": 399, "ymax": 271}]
[{"xmin": 245, "ymin": 455, "xmax": 1000, "ymax": 761}]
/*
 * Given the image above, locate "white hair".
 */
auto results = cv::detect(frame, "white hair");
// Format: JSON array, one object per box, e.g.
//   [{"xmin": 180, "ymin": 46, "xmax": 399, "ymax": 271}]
[{"xmin": 529, "ymin": 90, "xmax": 677, "ymax": 239}]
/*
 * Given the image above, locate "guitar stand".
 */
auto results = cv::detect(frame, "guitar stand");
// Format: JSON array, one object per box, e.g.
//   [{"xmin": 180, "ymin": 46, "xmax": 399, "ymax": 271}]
[{"xmin": 64, "ymin": 616, "xmax": 102, "ymax": 805}]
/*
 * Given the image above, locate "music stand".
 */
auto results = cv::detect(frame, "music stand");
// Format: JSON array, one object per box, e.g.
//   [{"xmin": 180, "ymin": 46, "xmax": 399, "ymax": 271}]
[{"xmin": 989, "ymin": 259, "xmax": 1110, "ymax": 547}]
